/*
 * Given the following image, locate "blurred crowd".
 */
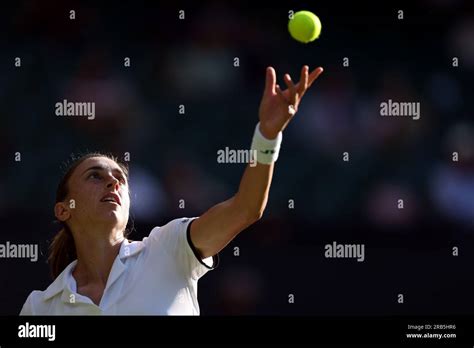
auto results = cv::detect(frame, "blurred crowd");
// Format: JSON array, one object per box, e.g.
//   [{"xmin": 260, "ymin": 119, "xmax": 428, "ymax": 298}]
[{"xmin": 0, "ymin": 0, "xmax": 473, "ymax": 315}]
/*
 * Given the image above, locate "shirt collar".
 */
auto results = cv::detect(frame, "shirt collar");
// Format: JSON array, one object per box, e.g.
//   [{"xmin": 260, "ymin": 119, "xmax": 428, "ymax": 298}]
[
  {"xmin": 42, "ymin": 238, "xmax": 145, "ymax": 301},
  {"xmin": 42, "ymin": 260, "xmax": 77, "ymax": 301}
]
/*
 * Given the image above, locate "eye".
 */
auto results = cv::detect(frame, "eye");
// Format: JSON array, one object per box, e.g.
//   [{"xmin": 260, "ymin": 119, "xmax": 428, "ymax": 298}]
[
  {"xmin": 117, "ymin": 176, "xmax": 127, "ymax": 185},
  {"xmin": 88, "ymin": 172, "xmax": 102, "ymax": 180}
]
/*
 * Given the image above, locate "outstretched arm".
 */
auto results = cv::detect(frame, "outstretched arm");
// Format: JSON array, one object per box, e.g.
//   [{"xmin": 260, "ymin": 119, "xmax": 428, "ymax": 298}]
[{"xmin": 191, "ymin": 65, "xmax": 324, "ymax": 258}]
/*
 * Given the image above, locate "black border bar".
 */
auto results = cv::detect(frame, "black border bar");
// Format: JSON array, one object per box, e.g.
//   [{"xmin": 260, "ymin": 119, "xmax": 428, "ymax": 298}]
[{"xmin": 0, "ymin": 315, "xmax": 472, "ymax": 345}]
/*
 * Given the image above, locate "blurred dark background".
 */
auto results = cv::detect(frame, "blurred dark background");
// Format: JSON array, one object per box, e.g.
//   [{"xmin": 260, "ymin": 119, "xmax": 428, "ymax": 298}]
[{"xmin": 0, "ymin": 0, "xmax": 473, "ymax": 315}]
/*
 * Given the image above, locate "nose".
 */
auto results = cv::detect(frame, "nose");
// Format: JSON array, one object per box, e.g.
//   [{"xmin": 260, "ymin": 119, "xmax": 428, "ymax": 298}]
[{"xmin": 106, "ymin": 174, "xmax": 120, "ymax": 191}]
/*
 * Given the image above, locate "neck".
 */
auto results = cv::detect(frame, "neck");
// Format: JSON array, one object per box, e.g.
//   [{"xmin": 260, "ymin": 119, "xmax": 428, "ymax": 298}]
[{"xmin": 72, "ymin": 225, "xmax": 125, "ymax": 287}]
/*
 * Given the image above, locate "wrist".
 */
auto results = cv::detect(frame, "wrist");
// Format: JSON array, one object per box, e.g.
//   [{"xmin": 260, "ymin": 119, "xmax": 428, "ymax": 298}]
[
  {"xmin": 258, "ymin": 124, "xmax": 279, "ymax": 140},
  {"xmin": 251, "ymin": 122, "xmax": 283, "ymax": 164}
]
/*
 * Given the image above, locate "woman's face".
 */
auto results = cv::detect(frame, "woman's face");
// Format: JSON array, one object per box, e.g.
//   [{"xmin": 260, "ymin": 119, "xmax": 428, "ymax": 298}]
[{"xmin": 55, "ymin": 156, "xmax": 130, "ymax": 235}]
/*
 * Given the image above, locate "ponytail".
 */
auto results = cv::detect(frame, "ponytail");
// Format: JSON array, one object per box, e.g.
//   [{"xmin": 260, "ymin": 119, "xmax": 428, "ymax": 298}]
[{"xmin": 48, "ymin": 225, "xmax": 77, "ymax": 279}]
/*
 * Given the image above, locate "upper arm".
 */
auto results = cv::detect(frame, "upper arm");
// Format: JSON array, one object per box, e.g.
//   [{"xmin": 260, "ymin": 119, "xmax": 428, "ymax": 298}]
[{"xmin": 190, "ymin": 196, "xmax": 256, "ymax": 258}]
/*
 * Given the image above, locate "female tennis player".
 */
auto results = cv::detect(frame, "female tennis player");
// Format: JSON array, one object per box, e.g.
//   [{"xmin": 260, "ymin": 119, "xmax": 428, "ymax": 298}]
[{"xmin": 20, "ymin": 65, "xmax": 323, "ymax": 315}]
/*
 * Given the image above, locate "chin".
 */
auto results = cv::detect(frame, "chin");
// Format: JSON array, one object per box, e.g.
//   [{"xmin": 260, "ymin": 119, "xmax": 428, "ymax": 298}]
[{"xmin": 100, "ymin": 210, "xmax": 128, "ymax": 227}]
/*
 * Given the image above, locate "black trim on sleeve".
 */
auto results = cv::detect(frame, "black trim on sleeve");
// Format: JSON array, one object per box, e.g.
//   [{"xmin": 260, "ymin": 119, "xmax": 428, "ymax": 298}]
[{"xmin": 186, "ymin": 219, "xmax": 219, "ymax": 270}]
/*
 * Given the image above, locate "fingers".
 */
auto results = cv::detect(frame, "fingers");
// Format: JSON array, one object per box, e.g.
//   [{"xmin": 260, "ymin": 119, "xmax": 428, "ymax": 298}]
[
  {"xmin": 275, "ymin": 84, "xmax": 287, "ymax": 103},
  {"xmin": 298, "ymin": 65, "xmax": 309, "ymax": 96},
  {"xmin": 264, "ymin": 66, "xmax": 276, "ymax": 96},
  {"xmin": 307, "ymin": 67, "xmax": 324, "ymax": 88},
  {"xmin": 284, "ymin": 73, "xmax": 297, "ymax": 105},
  {"xmin": 276, "ymin": 84, "xmax": 297, "ymax": 116}
]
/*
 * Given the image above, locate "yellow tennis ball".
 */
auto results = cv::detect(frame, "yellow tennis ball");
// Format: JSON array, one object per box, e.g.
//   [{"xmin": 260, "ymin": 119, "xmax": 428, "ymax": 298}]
[{"xmin": 288, "ymin": 11, "xmax": 322, "ymax": 43}]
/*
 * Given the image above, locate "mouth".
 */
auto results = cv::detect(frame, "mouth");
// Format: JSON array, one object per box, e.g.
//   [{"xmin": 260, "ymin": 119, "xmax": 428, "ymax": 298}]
[{"xmin": 100, "ymin": 192, "xmax": 121, "ymax": 206}]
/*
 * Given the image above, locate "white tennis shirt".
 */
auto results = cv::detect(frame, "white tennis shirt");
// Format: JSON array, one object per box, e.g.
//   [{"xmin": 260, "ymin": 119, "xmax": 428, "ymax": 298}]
[{"xmin": 20, "ymin": 217, "xmax": 217, "ymax": 315}]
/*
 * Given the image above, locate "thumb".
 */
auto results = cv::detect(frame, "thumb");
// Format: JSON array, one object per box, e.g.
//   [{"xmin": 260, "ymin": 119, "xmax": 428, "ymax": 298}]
[{"xmin": 264, "ymin": 66, "xmax": 276, "ymax": 96}]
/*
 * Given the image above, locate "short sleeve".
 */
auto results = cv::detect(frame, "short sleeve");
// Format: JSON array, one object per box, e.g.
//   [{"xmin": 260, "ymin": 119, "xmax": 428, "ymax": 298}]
[{"xmin": 147, "ymin": 217, "xmax": 218, "ymax": 280}]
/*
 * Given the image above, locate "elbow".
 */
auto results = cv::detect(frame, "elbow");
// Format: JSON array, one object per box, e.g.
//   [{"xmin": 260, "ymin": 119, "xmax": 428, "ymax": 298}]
[
  {"xmin": 233, "ymin": 195, "xmax": 266, "ymax": 224},
  {"xmin": 246, "ymin": 209, "xmax": 264, "ymax": 224},
  {"xmin": 255, "ymin": 209, "xmax": 264, "ymax": 221}
]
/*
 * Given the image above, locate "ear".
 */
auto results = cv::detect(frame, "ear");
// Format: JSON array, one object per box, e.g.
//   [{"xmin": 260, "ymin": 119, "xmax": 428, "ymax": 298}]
[{"xmin": 54, "ymin": 201, "xmax": 71, "ymax": 222}]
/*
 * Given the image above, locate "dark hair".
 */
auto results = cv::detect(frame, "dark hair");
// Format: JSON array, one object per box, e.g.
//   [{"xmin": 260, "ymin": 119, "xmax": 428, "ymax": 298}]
[{"xmin": 48, "ymin": 152, "xmax": 130, "ymax": 279}]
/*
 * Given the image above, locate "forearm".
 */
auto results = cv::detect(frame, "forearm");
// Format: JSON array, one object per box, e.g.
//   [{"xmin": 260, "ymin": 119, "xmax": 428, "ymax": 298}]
[
  {"xmin": 189, "ymin": 131, "xmax": 277, "ymax": 258},
  {"xmin": 234, "ymin": 162, "xmax": 274, "ymax": 220}
]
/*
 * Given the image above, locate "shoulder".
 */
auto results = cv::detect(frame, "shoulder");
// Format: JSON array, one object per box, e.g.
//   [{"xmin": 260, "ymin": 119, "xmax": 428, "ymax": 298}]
[
  {"xmin": 144, "ymin": 217, "xmax": 218, "ymax": 277},
  {"xmin": 20, "ymin": 290, "xmax": 43, "ymax": 315},
  {"xmin": 154, "ymin": 217, "xmax": 196, "ymax": 234},
  {"xmin": 20, "ymin": 261, "xmax": 76, "ymax": 315},
  {"xmin": 146, "ymin": 217, "xmax": 197, "ymax": 244}
]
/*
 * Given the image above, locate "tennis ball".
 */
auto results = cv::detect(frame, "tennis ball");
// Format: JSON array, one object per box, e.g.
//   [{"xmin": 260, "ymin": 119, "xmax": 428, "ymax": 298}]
[{"xmin": 288, "ymin": 11, "xmax": 322, "ymax": 43}]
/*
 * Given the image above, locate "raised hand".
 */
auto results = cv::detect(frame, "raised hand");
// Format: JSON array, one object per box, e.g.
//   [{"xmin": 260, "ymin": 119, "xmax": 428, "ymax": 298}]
[{"xmin": 258, "ymin": 65, "xmax": 324, "ymax": 139}]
